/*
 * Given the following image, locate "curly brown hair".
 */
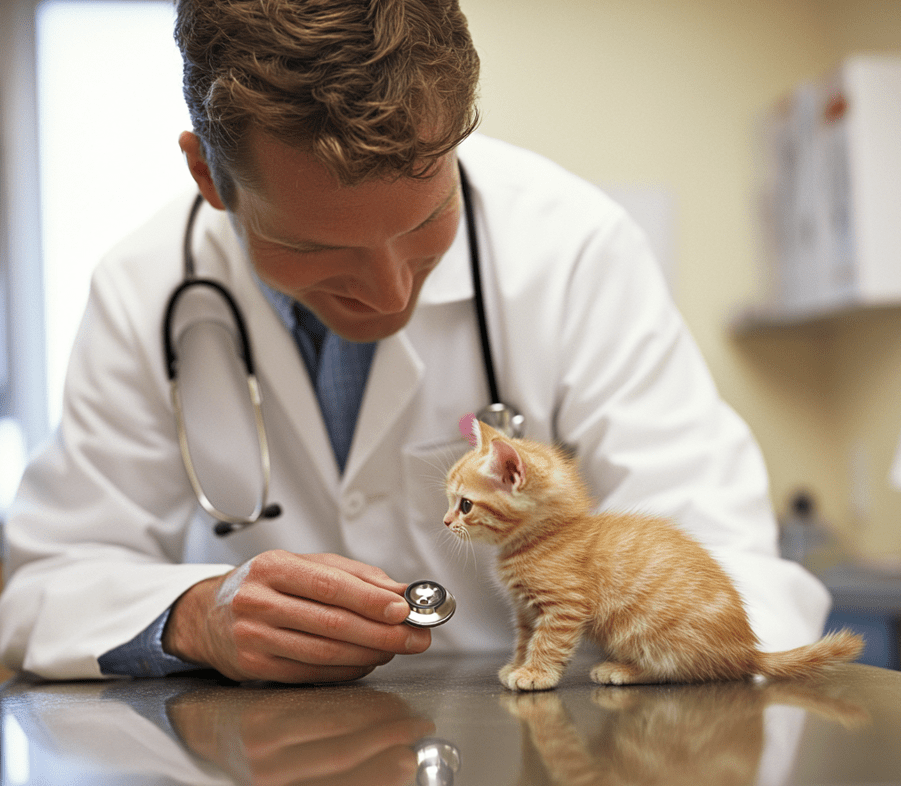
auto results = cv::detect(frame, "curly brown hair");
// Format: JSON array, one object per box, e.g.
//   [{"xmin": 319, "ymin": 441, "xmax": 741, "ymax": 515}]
[{"xmin": 174, "ymin": 0, "xmax": 481, "ymax": 206}]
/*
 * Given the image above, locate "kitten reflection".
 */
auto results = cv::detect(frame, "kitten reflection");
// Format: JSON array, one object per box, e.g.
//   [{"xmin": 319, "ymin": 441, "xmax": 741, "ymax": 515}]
[
  {"xmin": 167, "ymin": 684, "xmax": 435, "ymax": 785},
  {"xmin": 502, "ymin": 680, "xmax": 869, "ymax": 786}
]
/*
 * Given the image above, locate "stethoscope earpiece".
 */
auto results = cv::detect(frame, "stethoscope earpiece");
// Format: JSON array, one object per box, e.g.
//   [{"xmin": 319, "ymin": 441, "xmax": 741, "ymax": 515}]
[{"xmin": 212, "ymin": 503, "xmax": 283, "ymax": 536}]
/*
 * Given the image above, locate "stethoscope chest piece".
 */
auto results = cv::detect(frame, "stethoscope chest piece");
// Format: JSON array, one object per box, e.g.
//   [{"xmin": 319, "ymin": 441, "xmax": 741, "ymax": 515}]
[{"xmin": 404, "ymin": 580, "xmax": 456, "ymax": 628}]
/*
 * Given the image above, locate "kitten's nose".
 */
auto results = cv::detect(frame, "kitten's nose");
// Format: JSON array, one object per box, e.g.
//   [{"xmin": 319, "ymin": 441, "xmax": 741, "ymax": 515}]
[{"xmin": 443, "ymin": 517, "xmax": 453, "ymax": 527}]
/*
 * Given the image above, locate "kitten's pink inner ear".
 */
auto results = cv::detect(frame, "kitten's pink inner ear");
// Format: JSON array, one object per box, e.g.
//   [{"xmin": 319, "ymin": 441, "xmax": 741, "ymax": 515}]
[
  {"xmin": 459, "ymin": 413, "xmax": 479, "ymax": 448},
  {"xmin": 489, "ymin": 439, "xmax": 526, "ymax": 492}
]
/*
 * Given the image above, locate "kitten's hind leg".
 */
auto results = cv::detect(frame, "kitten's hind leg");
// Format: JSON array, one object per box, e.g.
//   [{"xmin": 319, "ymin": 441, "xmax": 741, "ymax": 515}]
[{"xmin": 590, "ymin": 660, "xmax": 655, "ymax": 686}]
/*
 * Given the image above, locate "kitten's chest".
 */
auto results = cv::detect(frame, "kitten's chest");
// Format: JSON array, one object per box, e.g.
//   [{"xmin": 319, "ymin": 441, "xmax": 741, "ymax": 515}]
[{"xmin": 496, "ymin": 550, "xmax": 579, "ymax": 608}]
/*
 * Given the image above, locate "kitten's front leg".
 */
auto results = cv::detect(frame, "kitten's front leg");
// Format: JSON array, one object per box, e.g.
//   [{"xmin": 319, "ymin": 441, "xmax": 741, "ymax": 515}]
[
  {"xmin": 499, "ymin": 603, "xmax": 536, "ymax": 685},
  {"xmin": 500, "ymin": 608, "xmax": 582, "ymax": 692}
]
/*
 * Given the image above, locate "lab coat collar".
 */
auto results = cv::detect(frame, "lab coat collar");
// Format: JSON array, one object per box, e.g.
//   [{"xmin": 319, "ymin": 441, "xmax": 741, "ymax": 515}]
[
  {"xmin": 348, "ymin": 215, "xmax": 473, "ymax": 483},
  {"xmin": 416, "ymin": 205, "xmax": 473, "ymax": 307},
  {"xmin": 343, "ymin": 332, "xmax": 424, "ymax": 482}
]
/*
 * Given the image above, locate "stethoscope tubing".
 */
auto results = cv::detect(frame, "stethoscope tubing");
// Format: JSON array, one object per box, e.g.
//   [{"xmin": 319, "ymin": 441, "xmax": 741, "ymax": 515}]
[
  {"xmin": 459, "ymin": 165, "xmax": 501, "ymax": 407},
  {"xmin": 165, "ymin": 162, "xmax": 523, "ymax": 535},
  {"xmin": 163, "ymin": 272, "xmax": 275, "ymax": 531},
  {"xmin": 460, "ymin": 166, "xmax": 525, "ymax": 438},
  {"xmin": 163, "ymin": 276, "xmax": 256, "ymax": 380}
]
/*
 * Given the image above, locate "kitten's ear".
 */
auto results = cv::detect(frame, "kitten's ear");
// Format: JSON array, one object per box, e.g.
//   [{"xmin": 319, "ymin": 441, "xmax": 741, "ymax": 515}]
[
  {"xmin": 459, "ymin": 413, "xmax": 480, "ymax": 448},
  {"xmin": 487, "ymin": 439, "xmax": 527, "ymax": 493}
]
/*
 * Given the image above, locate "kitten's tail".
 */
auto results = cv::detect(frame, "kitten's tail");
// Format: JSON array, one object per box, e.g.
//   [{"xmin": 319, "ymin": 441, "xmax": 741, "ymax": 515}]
[{"xmin": 754, "ymin": 629, "xmax": 864, "ymax": 680}]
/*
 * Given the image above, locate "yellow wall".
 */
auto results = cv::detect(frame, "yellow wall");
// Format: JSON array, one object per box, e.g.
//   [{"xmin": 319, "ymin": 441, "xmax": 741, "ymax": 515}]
[{"xmin": 462, "ymin": 0, "xmax": 901, "ymax": 561}]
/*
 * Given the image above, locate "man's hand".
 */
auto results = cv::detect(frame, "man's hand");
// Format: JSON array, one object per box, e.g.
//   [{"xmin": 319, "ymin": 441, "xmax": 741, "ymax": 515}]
[{"xmin": 162, "ymin": 551, "xmax": 430, "ymax": 683}]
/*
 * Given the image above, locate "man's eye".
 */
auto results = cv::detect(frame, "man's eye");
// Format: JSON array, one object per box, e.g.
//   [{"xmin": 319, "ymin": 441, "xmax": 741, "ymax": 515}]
[{"xmin": 460, "ymin": 498, "xmax": 473, "ymax": 514}]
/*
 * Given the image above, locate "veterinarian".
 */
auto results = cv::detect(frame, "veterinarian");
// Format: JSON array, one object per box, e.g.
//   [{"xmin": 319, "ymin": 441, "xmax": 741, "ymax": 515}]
[{"xmin": 0, "ymin": 0, "xmax": 831, "ymax": 681}]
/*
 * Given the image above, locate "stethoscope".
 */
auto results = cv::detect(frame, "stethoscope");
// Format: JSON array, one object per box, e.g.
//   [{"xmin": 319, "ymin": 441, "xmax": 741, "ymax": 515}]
[{"xmin": 163, "ymin": 164, "xmax": 525, "ymax": 542}]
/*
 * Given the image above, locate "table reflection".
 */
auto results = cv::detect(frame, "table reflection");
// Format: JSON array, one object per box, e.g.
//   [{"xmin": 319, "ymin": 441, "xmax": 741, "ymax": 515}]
[{"xmin": 0, "ymin": 655, "xmax": 891, "ymax": 786}]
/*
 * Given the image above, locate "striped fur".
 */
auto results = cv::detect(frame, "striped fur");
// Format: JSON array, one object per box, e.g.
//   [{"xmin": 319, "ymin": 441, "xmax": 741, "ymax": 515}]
[{"xmin": 444, "ymin": 420, "xmax": 864, "ymax": 691}]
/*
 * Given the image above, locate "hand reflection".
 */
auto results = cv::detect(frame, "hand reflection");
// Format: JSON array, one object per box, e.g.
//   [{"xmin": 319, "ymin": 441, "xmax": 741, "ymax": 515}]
[
  {"xmin": 167, "ymin": 683, "xmax": 435, "ymax": 786},
  {"xmin": 503, "ymin": 679, "xmax": 869, "ymax": 786}
]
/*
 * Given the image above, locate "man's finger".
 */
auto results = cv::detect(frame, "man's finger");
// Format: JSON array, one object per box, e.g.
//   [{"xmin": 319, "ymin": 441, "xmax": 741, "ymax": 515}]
[
  {"xmin": 256, "ymin": 599, "xmax": 429, "ymax": 657},
  {"xmin": 257, "ymin": 553, "xmax": 410, "ymax": 624},
  {"xmin": 302, "ymin": 552, "xmax": 409, "ymax": 593}
]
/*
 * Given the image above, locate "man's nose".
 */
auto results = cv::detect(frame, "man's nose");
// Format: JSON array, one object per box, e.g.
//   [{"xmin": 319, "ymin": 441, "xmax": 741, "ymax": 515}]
[{"xmin": 356, "ymin": 246, "xmax": 414, "ymax": 314}]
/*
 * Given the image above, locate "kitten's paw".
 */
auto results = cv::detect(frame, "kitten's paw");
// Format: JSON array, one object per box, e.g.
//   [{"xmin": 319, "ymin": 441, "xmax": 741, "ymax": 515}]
[
  {"xmin": 590, "ymin": 661, "xmax": 643, "ymax": 686},
  {"xmin": 498, "ymin": 663, "xmax": 521, "ymax": 684},
  {"xmin": 499, "ymin": 665, "xmax": 561, "ymax": 692}
]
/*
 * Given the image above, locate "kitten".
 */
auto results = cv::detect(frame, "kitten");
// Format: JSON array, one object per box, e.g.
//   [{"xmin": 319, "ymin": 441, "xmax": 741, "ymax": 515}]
[{"xmin": 443, "ymin": 415, "xmax": 864, "ymax": 691}]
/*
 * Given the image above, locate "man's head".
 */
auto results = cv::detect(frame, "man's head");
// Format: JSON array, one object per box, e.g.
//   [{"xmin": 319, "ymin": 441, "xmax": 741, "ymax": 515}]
[
  {"xmin": 174, "ymin": 1, "xmax": 480, "ymax": 342},
  {"xmin": 174, "ymin": 0, "xmax": 480, "ymax": 208}
]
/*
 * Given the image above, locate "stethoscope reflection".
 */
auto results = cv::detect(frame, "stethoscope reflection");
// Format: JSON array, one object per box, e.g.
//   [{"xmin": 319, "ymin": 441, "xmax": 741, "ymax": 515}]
[
  {"xmin": 502, "ymin": 680, "xmax": 869, "ymax": 786},
  {"xmin": 412, "ymin": 738, "xmax": 462, "ymax": 786}
]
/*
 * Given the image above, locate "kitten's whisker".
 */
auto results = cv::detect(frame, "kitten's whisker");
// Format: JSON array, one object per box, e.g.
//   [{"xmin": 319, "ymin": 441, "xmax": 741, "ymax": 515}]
[
  {"xmin": 453, "ymin": 527, "xmax": 477, "ymax": 573},
  {"xmin": 435, "ymin": 519, "xmax": 479, "ymax": 573},
  {"xmin": 433, "ymin": 524, "xmax": 468, "ymax": 570},
  {"xmin": 466, "ymin": 531, "xmax": 478, "ymax": 572}
]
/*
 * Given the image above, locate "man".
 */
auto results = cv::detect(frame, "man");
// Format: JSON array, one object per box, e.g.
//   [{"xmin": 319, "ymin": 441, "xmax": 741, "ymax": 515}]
[{"xmin": 0, "ymin": 0, "xmax": 831, "ymax": 681}]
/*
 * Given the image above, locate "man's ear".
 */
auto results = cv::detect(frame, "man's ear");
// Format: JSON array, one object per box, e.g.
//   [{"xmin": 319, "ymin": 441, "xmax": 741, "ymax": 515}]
[{"xmin": 179, "ymin": 131, "xmax": 227, "ymax": 211}]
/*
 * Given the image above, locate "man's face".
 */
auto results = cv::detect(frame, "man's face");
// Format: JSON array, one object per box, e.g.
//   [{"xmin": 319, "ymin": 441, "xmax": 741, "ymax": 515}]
[{"xmin": 232, "ymin": 133, "xmax": 461, "ymax": 343}]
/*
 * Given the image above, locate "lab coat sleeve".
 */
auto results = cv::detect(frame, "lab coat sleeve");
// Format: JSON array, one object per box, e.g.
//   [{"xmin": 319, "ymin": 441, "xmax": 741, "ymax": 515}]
[
  {"xmin": 0, "ymin": 251, "xmax": 235, "ymax": 680},
  {"xmin": 542, "ymin": 200, "xmax": 830, "ymax": 652}
]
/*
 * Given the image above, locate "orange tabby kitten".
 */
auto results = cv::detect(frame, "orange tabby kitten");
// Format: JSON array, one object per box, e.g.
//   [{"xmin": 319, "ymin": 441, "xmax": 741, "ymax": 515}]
[{"xmin": 444, "ymin": 415, "xmax": 863, "ymax": 691}]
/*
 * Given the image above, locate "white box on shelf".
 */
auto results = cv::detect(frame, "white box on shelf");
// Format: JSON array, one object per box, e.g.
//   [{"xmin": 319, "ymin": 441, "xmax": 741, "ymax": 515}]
[
  {"xmin": 841, "ymin": 56, "xmax": 901, "ymax": 305},
  {"xmin": 754, "ymin": 55, "xmax": 901, "ymax": 323}
]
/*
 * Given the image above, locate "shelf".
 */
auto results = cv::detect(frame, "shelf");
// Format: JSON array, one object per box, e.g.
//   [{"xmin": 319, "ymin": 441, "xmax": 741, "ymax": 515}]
[{"xmin": 730, "ymin": 301, "xmax": 901, "ymax": 337}]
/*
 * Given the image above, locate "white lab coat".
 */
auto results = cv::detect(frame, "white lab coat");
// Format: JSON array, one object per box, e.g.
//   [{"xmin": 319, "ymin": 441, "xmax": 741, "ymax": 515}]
[{"xmin": 0, "ymin": 135, "xmax": 831, "ymax": 679}]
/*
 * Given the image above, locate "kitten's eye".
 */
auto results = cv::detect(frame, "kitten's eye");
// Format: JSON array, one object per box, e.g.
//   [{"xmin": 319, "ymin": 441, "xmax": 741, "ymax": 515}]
[{"xmin": 460, "ymin": 498, "xmax": 473, "ymax": 514}]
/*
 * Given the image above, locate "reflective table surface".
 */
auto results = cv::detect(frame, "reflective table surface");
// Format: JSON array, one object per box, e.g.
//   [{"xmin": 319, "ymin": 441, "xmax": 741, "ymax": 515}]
[{"xmin": 2, "ymin": 652, "xmax": 900, "ymax": 785}]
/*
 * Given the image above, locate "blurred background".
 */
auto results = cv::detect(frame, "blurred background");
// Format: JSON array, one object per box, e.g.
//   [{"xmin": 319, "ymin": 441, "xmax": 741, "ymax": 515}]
[{"xmin": 1, "ymin": 0, "xmax": 900, "ymax": 663}]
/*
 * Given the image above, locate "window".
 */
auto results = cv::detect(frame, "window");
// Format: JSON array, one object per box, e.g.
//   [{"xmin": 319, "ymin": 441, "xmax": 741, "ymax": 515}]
[
  {"xmin": 37, "ymin": 0, "xmax": 193, "ymax": 425},
  {"xmin": 1, "ymin": 0, "xmax": 192, "ymax": 516}
]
